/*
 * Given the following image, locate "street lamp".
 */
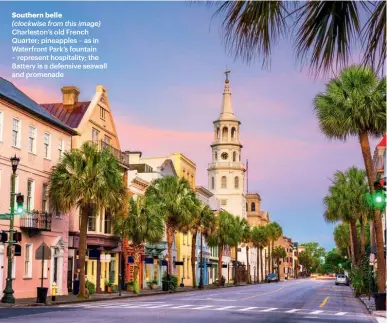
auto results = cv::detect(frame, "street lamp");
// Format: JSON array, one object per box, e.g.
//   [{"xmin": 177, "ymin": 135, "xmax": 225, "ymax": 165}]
[{"xmin": 2, "ymin": 155, "xmax": 20, "ymax": 304}]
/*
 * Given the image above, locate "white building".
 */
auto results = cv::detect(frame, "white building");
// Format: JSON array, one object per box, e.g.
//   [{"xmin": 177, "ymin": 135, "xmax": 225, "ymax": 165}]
[{"xmin": 207, "ymin": 72, "xmax": 248, "ymax": 271}]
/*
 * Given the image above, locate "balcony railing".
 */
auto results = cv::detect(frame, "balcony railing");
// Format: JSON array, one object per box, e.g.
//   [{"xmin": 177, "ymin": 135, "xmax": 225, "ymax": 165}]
[
  {"xmin": 208, "ymin": 162, "xmax": 245, "ymax": 170},
  {"xmin": 20, "ymin": 212, "xmax": 52, "ymax": 231},
  {"xmin": 90, "ymin": 140, "xmax": 129, "ymax": 167}
]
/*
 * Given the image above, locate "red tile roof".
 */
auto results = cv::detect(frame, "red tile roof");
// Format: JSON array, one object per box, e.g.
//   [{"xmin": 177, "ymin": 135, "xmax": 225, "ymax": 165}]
[
  {"xmin": 40, "ymin": 102, "xmax": 91, "ymax": 128},
  {"xmin": 377, "ymin": 134, "xmax": 386, "ymax": 148}
]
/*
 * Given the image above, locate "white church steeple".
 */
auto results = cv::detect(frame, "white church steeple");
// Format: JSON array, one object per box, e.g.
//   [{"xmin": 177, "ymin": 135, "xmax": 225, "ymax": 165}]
[{"xmin": 219, "ymin": 70, "xmax": 236, "ymax": 121}]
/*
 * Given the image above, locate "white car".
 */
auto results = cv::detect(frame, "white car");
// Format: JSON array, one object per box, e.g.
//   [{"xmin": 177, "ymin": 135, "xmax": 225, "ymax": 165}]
[{"xmin": 335, "ymin": 274, "xmax": 349, "ymax": 286}]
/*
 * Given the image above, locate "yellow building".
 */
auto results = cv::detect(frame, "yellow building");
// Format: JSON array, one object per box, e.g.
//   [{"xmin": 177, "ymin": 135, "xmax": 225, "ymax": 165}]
[
  {"xmin": 41, "ymin": 85, "xmax": 130, "ymax": 293},
  {"xmin": 169, "ymin": 153, "xmax": 196, "ymax": 287}
]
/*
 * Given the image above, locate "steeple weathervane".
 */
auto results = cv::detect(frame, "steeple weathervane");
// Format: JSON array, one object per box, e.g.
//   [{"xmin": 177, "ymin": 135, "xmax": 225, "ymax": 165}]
[{"xmin": 225, "ymin": 69, "xmax": 231, "ymax": 84}]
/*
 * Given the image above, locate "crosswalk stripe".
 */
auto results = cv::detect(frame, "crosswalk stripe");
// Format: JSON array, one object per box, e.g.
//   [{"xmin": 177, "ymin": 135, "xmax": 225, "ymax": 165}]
[
  {"xmin": 171, "ymin": 305, "xmax": 194, "ymax": 309},
  {"xmin": 191, "ymin": 305, "xmax": 213, "ymax": 310},
  {"xmin": 310, "ymin": 310, "xmax": 323, "ymax": 314},
  {"xmin": 145, "ymin": 304, "xmax": 172, "ymax": 309},
  {"xmin": 261, "ymin": 308, "xmax": 277, "ymax": 312},
  {"xmin": 286, "ymin": 309, "xmax": 300, "ymax": 313},
  {"xmin": 238, "ymin": 307, "xmax": 257, "ymax": 311},
  {"xmin": 335, "ymin": 312, "xmax": 347, "ymax": 316},
  {"xmin": 214, "ymin": 306, "xmax": 236, "ymax": 311}
]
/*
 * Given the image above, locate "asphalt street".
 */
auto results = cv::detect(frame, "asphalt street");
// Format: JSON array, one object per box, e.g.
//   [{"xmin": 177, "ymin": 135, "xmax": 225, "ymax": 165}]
[{"xmin": 0, "ymin": 279, "xmax": 385, "ymax": 323}]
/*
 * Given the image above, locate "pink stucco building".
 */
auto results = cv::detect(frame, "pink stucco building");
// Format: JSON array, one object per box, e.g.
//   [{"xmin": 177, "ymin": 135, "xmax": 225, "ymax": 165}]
[{"xmin": 0, "ymin": 78, "xmax": 76, "ymax": 298}]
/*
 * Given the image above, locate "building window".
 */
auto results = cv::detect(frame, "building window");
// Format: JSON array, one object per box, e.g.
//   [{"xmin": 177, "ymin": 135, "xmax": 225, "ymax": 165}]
[
  {"xmin": 24, "ymin": 243, "xmax": 33, "ymax": 278},
  {"xmin": 28, "ymin": 126, "xmax": 37, "ymax": 153},
  {"xmin": 26, "ymin": 179, "xmax": 34, "ymax": 212},
  {"xmin": 246, "ymin": 202, "xmax": 248, "ymax": 211},
  {"xmin": 100, "ymin": 107, "xmax": 106, "ymax": 120},
  {"xmin": 234, "ymin": 176, "xmax": 239, "ymax": 189},
  {"xmin": 42, "ymin": 183, "xmax": 48, "ymax": 212},
  {"xmin": 221, "ymin": 199, "xmax": 227, "ymax": 206},
  {"xmin": 216, "ymin": 127, "xmax": 220, "ymax": 139},
  {"xmin": 0, "ymin": 111, "xmax": 3, "ymax": 142},
  {"xmin": 211, "ymin": 177, "xmax": 215, "ymax": 190},
  {"xmin": 87, "ymin": 205, "xmax": 97, "ymax": 232},
  {"xmin": 104, "ymin": 135, "xmax": 111, "ymax": 145},
  {"xmin": 104, "ymin": 209, "xmax": 112, "ymax": 234},
  {"xmin": 10, "ymin": 174, "xmax": 19, "ymax": 206},
  {"xmin": 251, "ymin": 202, "xmax": 256, "ymax": 212},
  {"xmin": 222, "ymin": 127, "xmax": 228, "ymax": 141},
  {"xmin": 44, "ymin": 132, "xmax": 51, "ymax": 159},
  {"xmin": 231, "ymin": 127, "xmax": 236, "ymax": 139},
  {"xmin": 58, "ymin": 139, "xmax": 64, "ymax": 159},
  {"xmin": 233, "ymin": 151, "xmax": 236, "ymax": 162},
  {"xmin": 92, "ymin": 128, "xmax": 99, "ymax": 142},
  {"xmin": 221, "ymin": 176, "xmax": 227, "ymax": 188},
  {"xmin": 12, "ymin": 118, "xmax": 21, "ymax": 147}
]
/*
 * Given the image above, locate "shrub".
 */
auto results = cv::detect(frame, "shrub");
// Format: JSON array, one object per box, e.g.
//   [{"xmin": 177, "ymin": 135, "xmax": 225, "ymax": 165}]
[
  {"xmin": 349, "ymin": 255, "xmax": 370, "ymax": 297},
  {"xmin": 85, "ymin": 280, "xmax": 96, "ymax": 295},
  {"xmin": 112, "ymin": 285, "xmax": 118, "ymax": 292},
  {"xmin": 162, "ymin": 272, "xmax": 178, "ymax": 291}
]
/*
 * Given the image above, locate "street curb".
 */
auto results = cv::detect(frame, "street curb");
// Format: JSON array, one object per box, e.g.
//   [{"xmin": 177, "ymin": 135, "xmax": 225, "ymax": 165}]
[
  {"xmin": 358, "ymin": 296, "xmax": 386, "ymax": 318},
  {"xmin": 21, "ymin": 283, "xmax": 250, "ymax": 307}
]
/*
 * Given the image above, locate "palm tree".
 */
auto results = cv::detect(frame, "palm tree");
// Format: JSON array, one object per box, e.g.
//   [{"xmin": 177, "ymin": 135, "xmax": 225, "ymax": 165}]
[
  {"xmin": 189, "ymin": 198, "xmax": 216, "ymax": 288},
  {"xmin": 334, "ymin": 223, "xmax": 351, "ymax": 260},
  {"xmin": 266, "ymin": 222, "xmax": 283, "ymax": 273},
  {"xmin": 205, "ymin": 1, "xmax": 385, "ymax": 74},
  {"xmin": 251, "ymin": 225, "xmax": 269, "ymax": 282},
  {"xmin": 232, "ymin": 216, "xmax": 243, "ymax": 285},
  {"xmin": 145, "ymin": 176, "xmax": 195, "ymax": 274},
  {"xmin": 272, "ymin": 246, "xmax": 286, "ymax": 279},
  {"xmin": 49, "ymin": 142, "xmax": 127, "ymax": 298},
  {"xmin": 207, "ymin": 211, "xmax": 238, "ymax": 282},
  {"xmin": 240, "ymin": 219, "xmax": 251, "ymax": 283},
  {"xmin": 114, "ymin": 197, "xmax": 164, "ymax": 294},
  {"xmin": 314, "ymin": 65, "xmax": 386, "ymax": 292}
]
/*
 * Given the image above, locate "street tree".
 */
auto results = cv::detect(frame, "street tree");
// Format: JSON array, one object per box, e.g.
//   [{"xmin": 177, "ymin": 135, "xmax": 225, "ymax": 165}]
[
  {"xmin": 114, "ymin": 197, "xmax": 164, "ymax": 294},
  {"xmin": 298, "ymin": 250, "xmax": 313, "ymax": 275},
  {"xmin": 300, "ymin": 242, "xmax": 326, "ymax": 273},
  {"xmin": 314, "ymin": 65, "xmax": 386, "ymax": 292},
  {"xmin": 334, "ymin": 223, "xmax": 352, "ymax": 259},
  {"xmin": 207, "ymin": 210, "xmax": 238, "ymax": 282},
  {"xmin": 266, "ymin": 222, "xmax": 282, "ymax": 273},
  {"xmin": 49, "ymin": 142, "xmax": 127, "ymax": 299},
  {"xmin": 240, "ymin": 219, "xmax": 251, "ymax": 283},
  {"xmin": 232, "ymin": 217, "xmax": 244, "ymax": 285},
  {"xmin": 205, "ymin": 1, "xmax": 385, "ymax": 75},
  {"xmin": 145, "ymin": 176, "xmax": 195, "ymax": 274},
  {"xmin": 271, "ymin": 246, "xmax": 286, "ymax": 279},
  {"xmin": 251, "ymin": 225, "xmax": 269, "ymax": 282},
  {"xmin": 188, "ymin": 197, "xmax": 216, "ymax": 288}
]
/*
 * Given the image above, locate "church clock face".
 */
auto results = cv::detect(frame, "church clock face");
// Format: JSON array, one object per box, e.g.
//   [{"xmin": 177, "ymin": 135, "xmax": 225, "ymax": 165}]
[{"xmin": 221, "ymin": 152, "xmax": 228, "ymax": 160}]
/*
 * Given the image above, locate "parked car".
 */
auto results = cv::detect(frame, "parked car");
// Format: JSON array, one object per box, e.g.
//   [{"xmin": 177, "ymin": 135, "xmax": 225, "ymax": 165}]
[
  {"xmin": 335, "ymin": 274, "xmax": 349, "ymax": 286},
  {"xmin": 267, "ymin": 273, "xmax": 279, "ymax": 283}
]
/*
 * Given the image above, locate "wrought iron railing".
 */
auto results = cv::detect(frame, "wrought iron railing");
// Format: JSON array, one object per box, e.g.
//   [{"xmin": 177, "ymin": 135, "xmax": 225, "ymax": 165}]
[
  {"xmin": 90, "ymin": 140, "xmax": 129, "ymax": 167},
  {"xmin": 20, "ymin": 212, "xmax": 52, "ymax": 231}
]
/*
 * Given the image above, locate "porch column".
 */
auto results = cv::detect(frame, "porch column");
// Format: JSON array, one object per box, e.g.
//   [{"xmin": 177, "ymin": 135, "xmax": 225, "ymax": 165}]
[{"xmin": 96, "ymin": 258, "xmax": 101, "ymax": 293}]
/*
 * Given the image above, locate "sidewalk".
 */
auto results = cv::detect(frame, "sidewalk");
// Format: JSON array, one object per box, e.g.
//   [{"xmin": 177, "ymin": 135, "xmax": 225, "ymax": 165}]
[
  {"xmin": 360, "ymin": 296, "xmax": 386, "ymax": 318},
  {"xmin": 0, "ymin": 283, "xmax": 249, "ymax": 307}
]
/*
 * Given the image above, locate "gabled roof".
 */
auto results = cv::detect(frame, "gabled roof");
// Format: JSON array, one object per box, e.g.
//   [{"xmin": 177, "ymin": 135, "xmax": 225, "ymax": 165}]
[
  {"xmin": 377, "ymin": 135, "xmax": 386, "ymax": 148},
  {"xmin": 0, "ymin": 78, "xmax": 76, "ymax": 134},
  {"xmin": 40, "ymin": 102, "xmax": 91, "ymax": 128}
]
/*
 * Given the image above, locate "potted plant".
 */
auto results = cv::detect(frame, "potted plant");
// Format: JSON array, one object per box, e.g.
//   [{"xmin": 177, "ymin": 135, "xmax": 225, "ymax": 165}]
[
  {"xmin": 126, "ymin": 281, "xmax": 134, "ymax": 292},
  {"xmin": 146, "ymin": 281, "xmax": 153, "ymax": 289},
  {"xmin": 151, "ymin": 278, "xmax": 158, "ymax": 289},
  {"xmin": 112, "ymin": 284, "xmax": 118, "ymax": 293},
  {"xmin": 105, "ymin": 281, "xmax": 113, "ymax": 293}
]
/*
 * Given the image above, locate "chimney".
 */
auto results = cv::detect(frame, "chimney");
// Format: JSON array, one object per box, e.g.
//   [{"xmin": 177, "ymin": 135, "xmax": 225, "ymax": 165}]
[{"xmin": 61, "ymin": 86, "xmax": 80, "ymax": 106}]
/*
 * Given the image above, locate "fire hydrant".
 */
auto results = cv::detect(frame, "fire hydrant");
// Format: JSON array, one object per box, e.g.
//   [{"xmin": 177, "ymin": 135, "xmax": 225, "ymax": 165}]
[{"xmin": 52, "ymin": 282, "xmax": 57, "ymax": 302}]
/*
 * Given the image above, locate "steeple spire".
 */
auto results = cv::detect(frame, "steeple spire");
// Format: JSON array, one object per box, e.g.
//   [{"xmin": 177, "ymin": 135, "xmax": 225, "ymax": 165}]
[{"xmin": 219, "ymin": 70, "xmax": 236, "ymax": 120}]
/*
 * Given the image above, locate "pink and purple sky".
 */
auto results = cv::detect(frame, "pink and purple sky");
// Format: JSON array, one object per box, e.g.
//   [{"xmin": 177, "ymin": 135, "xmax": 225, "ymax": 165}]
[{"xmin": 0, "ymin": 1, "xmax": 380, "ymax": 250}]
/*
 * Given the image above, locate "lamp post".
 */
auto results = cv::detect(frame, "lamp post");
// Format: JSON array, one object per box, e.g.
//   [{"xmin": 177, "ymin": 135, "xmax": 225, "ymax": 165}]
[
  {"xmin": 2, "ymin": 155, "xmax": 20, "ymax": 304},
  {"xmin": 199, "ymin": 226, "xmax": 204, "ymax": 289}
]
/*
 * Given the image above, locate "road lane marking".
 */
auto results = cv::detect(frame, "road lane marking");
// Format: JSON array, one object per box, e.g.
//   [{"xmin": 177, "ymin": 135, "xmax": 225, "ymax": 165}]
[
  {"xmin": 286, "ymin": 309, "xmax": 301, "ymax": 313},
  {"xmin": 241, "ymin": 287, "xmax": 286, "ymax": 300},
  {"xmin": 214, "ymin": 306, "xmax": 236, "ymax": 310},
  {"xmin": 310, "ymin": 310, "xmax": 323, "ymax": 314},
  {"xmin": 319, "ymin": 296, "xmax": 329, "ymax": 307},
  {"xmin": 261, "ymin": 308, "xmax": 278, "ymax": 312},
  {"xmin": 191, "ymin": 305, "xmax": 213, "ymax": 310},
  {"xmin": 238, "ymin": 307, "xmax": 257, "ymax": 311},
  {"xmin": 145, "ymin": 304, "xmax": 172, "ymax": 308},
  {"xmin": 335, "ymin": 312, "xmax": 347, "ymax": 316},
  {"xmin": 171, "ymin": 305, "xmax": 193, "ymax": 309}
]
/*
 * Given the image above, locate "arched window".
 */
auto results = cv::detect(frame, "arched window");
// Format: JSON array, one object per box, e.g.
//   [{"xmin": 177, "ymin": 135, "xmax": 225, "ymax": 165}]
[
  {"xmin": 231, "ymin": 127, "xmax": 236, "ymax": 139},
  {"xmin": 211, "ymin": 177, "xmax": 215, "ymax": 189},
  {"xmin": 234, "ymin": 176, "xmax": 239, "ymax": 189},
  {"xmin": 222, "ymin": 127, "xmax": 228, "ymax": 141},
  {"xmin": 214, "ymin": 152, "xmax": 218, "ymax": 160},
  {"xmin": 221, "ymin": 176, "xmax": 227, "ymax": 188},
  {"xmin": 216, "ymin": 128, "xmax": 220, "ymax": 139},
  {"xmin": 246, "ymin": 202, "xmax": 248, "ymax": 211},
  {"xmin": 233, "ymin": 151, "xmax": 236, "ymax": 162},
  {"xmin": 251, "ymin": 202, "xmax": 256, "ymax": 212}
]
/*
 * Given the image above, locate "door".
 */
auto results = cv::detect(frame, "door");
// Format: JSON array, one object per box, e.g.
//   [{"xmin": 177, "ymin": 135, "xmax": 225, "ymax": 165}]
[
  {"xmin": 53, "ymin": 257, "xmax": 58, "ymax": 283},
  {"xmin": 67, "ymin": 257, "xmax": 73, "ymax": 292}
]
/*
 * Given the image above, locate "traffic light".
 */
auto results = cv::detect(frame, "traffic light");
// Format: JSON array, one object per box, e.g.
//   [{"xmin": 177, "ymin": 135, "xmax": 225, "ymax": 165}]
[
  {"xmin": 373, "ymin": 181, "xmax": 386, "ymax": 210},
  {"xmin": 0, "ymin": 231, "xmax": 8, "ymax": 243},
  {"xmin": 14, "ymin": 231, "xmax": 22, "ymax": 242},
  {"xmin": 15, "ymin": 194, "xmax": 24, "ymax": 214}
]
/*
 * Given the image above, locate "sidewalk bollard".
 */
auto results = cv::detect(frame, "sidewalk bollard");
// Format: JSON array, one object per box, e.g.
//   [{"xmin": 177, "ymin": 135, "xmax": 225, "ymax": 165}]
[{"xmin": 52, "ymin": 282, "xmax": 57, "ymax": 302}]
